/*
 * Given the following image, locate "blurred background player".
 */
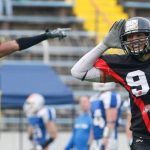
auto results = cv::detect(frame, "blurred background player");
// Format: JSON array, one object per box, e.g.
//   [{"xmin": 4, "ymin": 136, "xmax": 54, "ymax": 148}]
[
  {"xmin": 90, "ymin": 82, "xmax": 122, "ymax": 150},
  {"xmin": 90, "ymin": 85, "xmax": 105, "ymax": 150},
  {"xmin": 65, "ymin": 96, "xmax": 92, "ymax": 150},
  {"xmin": 23, "ymin": 93, "xmax": 57, "ymax": 150}
]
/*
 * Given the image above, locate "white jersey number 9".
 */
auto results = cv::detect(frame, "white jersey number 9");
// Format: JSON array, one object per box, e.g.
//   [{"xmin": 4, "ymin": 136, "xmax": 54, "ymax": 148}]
[{"xmin": 126, "ymin": 70, "xmax": 149, "ymax": 97}]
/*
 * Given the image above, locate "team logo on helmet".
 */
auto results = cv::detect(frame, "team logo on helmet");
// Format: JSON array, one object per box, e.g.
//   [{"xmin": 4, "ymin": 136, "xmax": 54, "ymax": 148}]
[{"xmin": 125, "ymin": 19, "xmax": 138, "ymax": 32}]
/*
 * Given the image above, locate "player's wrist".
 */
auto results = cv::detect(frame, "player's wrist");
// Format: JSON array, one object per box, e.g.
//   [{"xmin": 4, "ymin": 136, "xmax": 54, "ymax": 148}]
[
  {"xmin": 41, "ymin": 137, "xmax": 55, "ymax": 149},
  {"xmin": 45, "ymin": 31, "xmax": 58, "ymax": 39},
  {"xmin": 45, "ymin": 30, "xmax": 64, "ymax": 39},
  {"xmin": 100, "ymin": 42, "xmax": 109, "ymax": 51}
]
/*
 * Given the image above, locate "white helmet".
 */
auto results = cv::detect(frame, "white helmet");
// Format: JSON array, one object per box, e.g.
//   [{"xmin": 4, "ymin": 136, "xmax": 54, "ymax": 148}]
[
  {"xmin": 93, "ymin": 82, "xmax": 116, "ymax": 92},
  {"xmin": 23, "ymin": 93, "xmax": 45, "ymax": 116}
]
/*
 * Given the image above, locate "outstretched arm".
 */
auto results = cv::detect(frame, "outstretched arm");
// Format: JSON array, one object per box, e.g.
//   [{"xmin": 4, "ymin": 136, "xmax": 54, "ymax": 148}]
[
  {"xmin": 102, "ymin": 93, "xmax": 121, "ymax": 149},
  {"xmin": 0, "ymin": 28, "xmax": 69, "ymax": 58}
]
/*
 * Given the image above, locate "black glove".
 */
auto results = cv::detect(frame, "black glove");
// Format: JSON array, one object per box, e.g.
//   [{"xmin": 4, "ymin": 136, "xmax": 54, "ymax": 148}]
[{"xmin": 46, "ymin": 28, "xmax": 71, "ymax": 40}]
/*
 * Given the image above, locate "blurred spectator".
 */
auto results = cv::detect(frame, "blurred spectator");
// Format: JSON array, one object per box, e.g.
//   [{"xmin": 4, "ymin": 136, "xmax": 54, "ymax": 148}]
[
  {"xmin": 90, "ymin": 82, "xmax": 122, "ymax": 150},
  {"xmin": 65, "ymin": 96, "xmax": 92, "ymax": 150},
  {"xmin": 23, "ymin": 93, "xmax": 57, "ymax": 150}
]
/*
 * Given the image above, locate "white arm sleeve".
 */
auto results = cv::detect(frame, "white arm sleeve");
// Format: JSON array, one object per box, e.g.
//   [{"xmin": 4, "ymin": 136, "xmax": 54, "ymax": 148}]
[{"xmin": 71, "ymin": 42, "xmax": 107, "ymax": 82}]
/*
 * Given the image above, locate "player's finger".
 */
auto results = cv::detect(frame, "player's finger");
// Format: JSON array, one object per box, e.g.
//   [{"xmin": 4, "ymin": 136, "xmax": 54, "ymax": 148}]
[
  {"xmin": 118, "ymin": 19, "xmax": 126, "ymax": 31},
  {"xmin": 115, "ymin": 19, "xmax": 124, "ymax": 30},
  {"xmin": 109, "ymin": 21, "xmax": 118, "ymax": 32}
]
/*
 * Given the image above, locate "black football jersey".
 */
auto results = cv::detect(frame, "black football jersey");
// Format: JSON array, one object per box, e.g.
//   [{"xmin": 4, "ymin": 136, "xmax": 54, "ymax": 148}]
[{"xmin": 94, "ymin": 54, "xmax": 150, "ymax": 138}]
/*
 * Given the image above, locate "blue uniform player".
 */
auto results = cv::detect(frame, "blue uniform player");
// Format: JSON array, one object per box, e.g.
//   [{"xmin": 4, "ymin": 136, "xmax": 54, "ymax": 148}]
[
  {"xmin": 90, "ymin": 93, "xmax": 106, "ymax": 150},
  {"xmin": 65, "ymin": 96, "xmax": 93, "ymax": 150},
  {"xmin": 23, "ymin": 93, "xmax": 57, "ymax": 150},
  {"xmin": 90, "ymin": 83, "xmax": 121, "ymax": 150}
]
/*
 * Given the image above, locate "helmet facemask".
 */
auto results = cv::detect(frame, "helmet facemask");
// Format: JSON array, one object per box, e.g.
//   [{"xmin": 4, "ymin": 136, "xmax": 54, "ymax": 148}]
[
  {"xmin": 120, "ymin": 17, "xmax": 150, "ymax": 59},
  {"xmin": 121, "ymin": 33, "xmax": 150, "ymax": 57}
]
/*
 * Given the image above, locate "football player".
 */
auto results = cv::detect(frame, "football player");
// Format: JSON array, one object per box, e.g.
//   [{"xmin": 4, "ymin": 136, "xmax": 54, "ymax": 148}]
[
  {"xmin": 90, "ymin": 87, "xmax": 105, "ymax": 150},
  {"xmin": 23, "ymin": 93, "xmax": 57, "ymax": 150},
  {"xmin": 90, "ymin": 82, "xmax": 121, "ymax": 150},
  {"xmin": 0, "ymin": 28, "xmax": 69, "ymax": 58},
  {"xmin": 71, "ymin": 17, "xmax": 150, "ymax": 150}
]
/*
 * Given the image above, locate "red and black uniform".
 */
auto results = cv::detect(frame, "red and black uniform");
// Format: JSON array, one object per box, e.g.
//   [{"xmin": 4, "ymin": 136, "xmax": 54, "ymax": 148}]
[{"xmin": 94, "ymin": 54, "xmax": 150, "ymax": 149}]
